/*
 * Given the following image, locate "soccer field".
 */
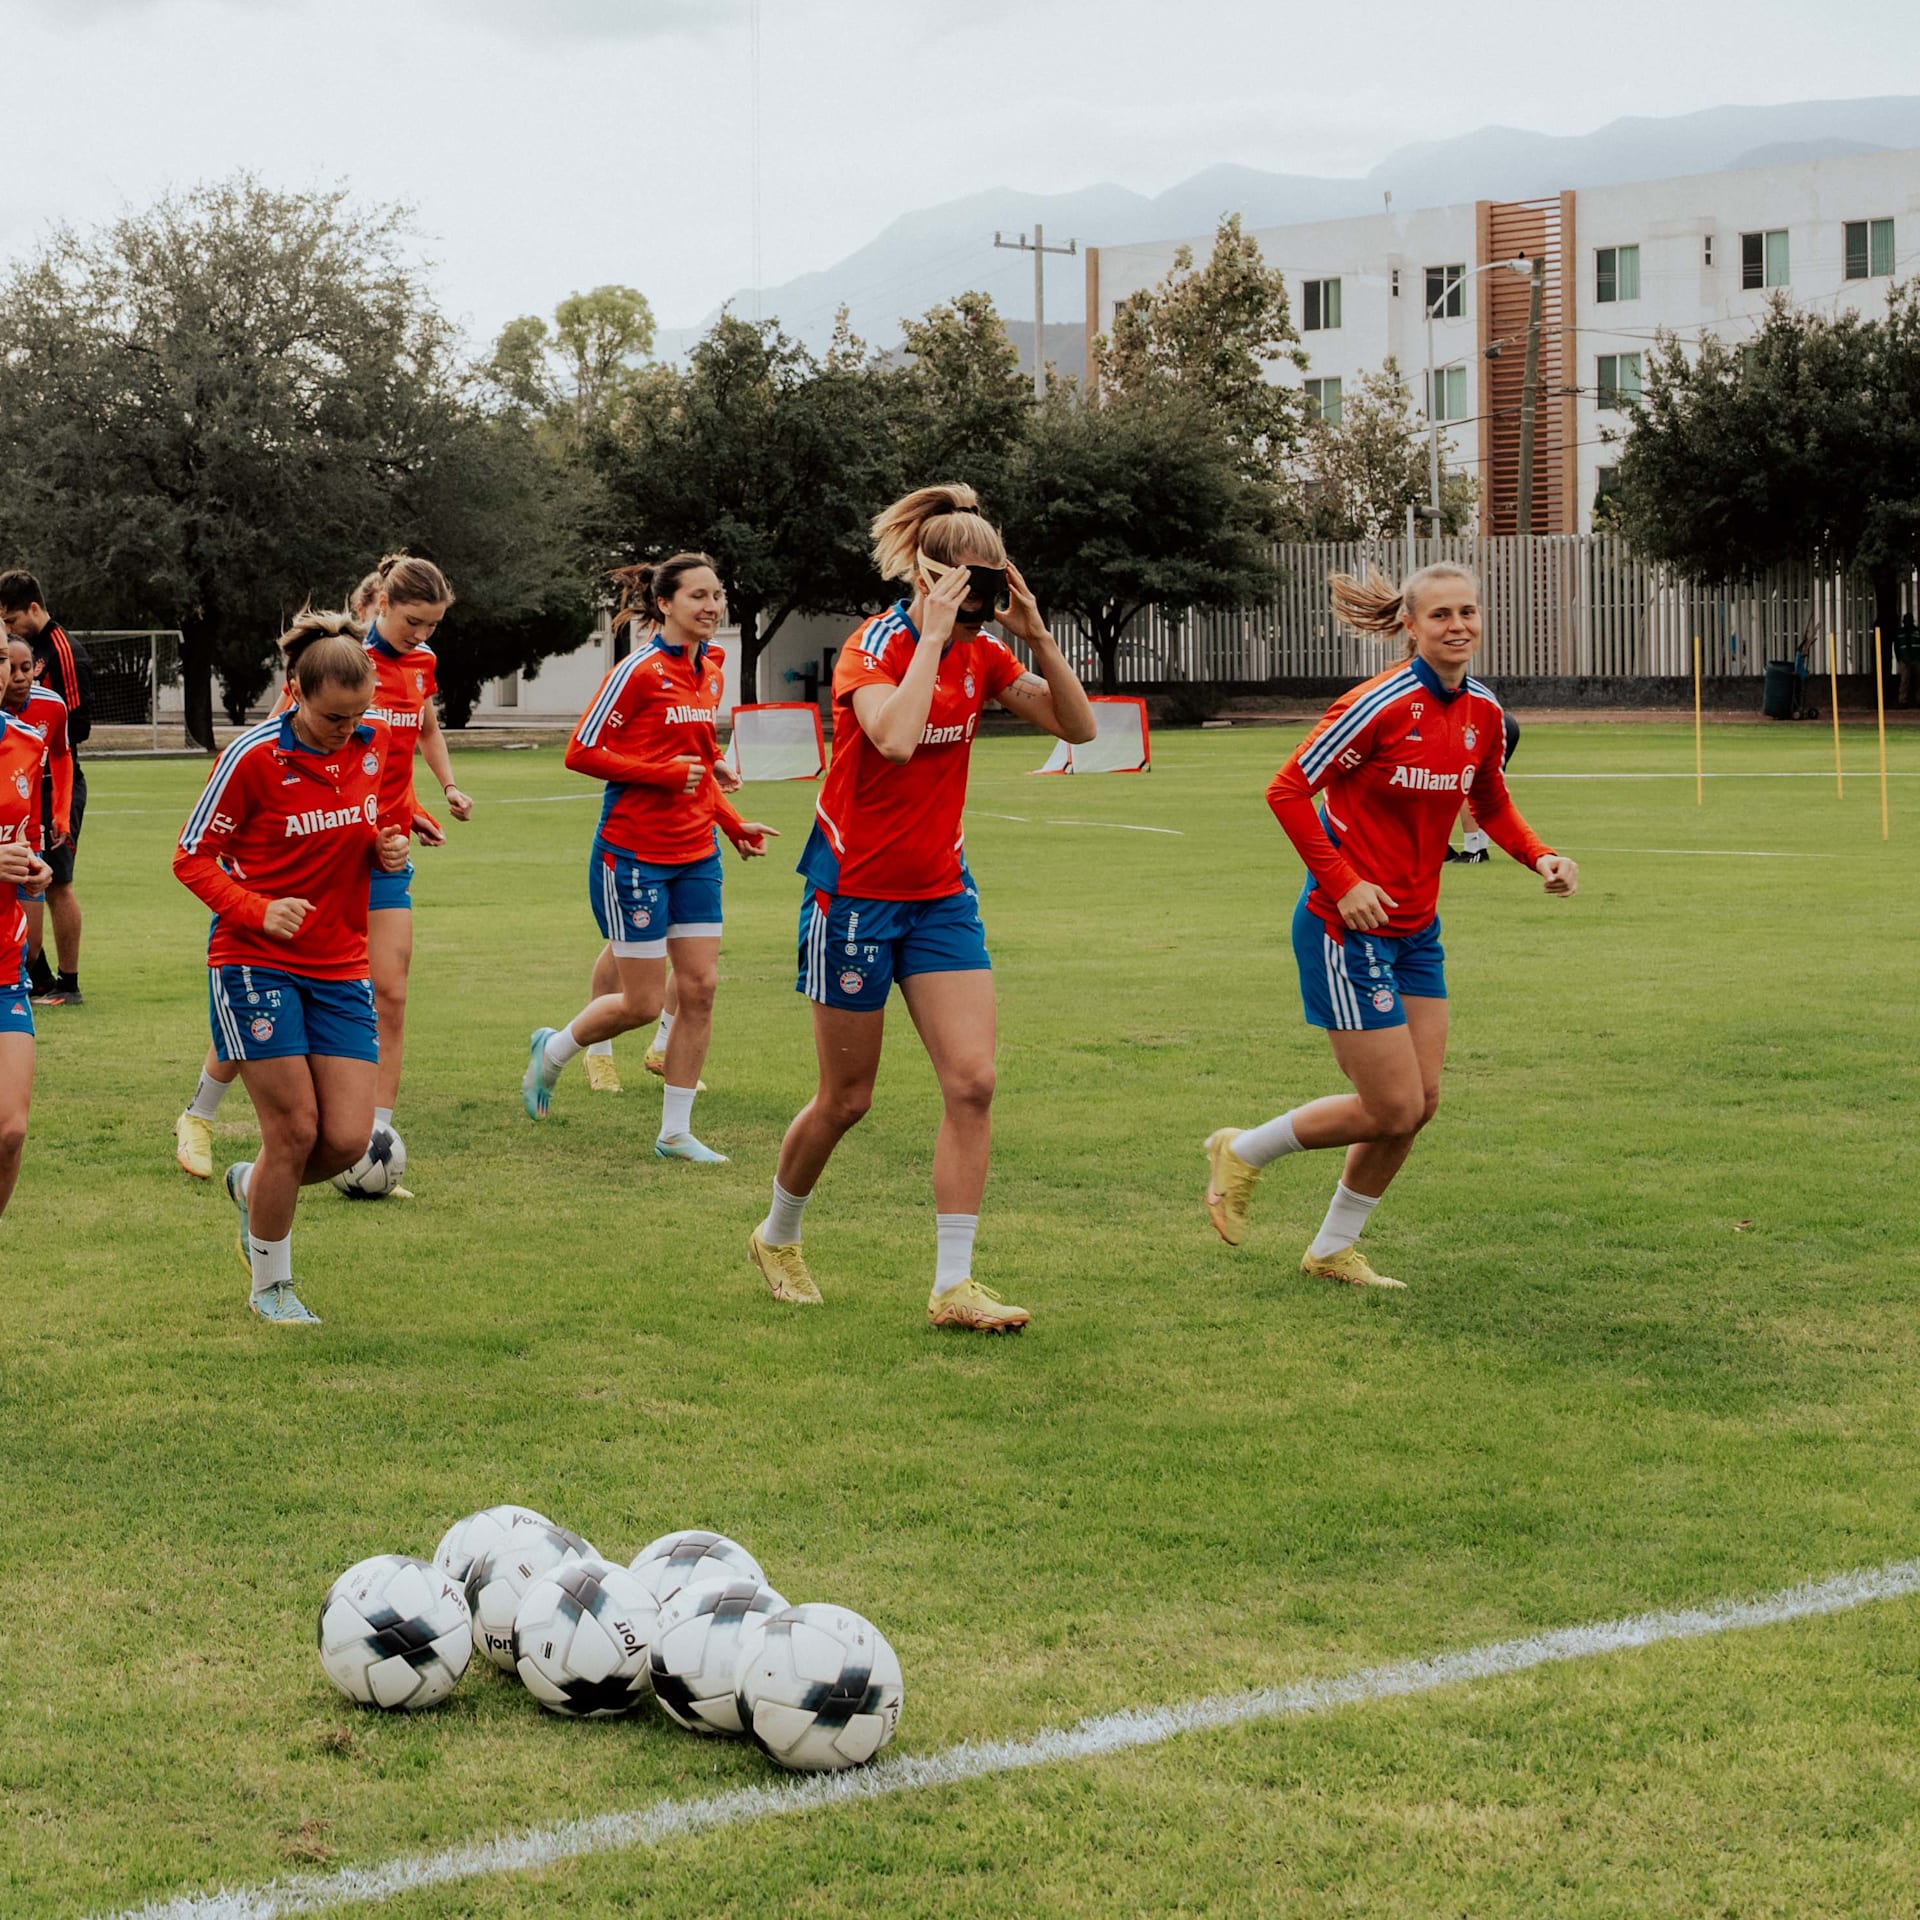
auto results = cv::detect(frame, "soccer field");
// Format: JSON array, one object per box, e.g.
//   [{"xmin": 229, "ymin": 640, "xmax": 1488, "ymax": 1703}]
[{"xmin": 7, "ymin": 721, "xmax": 1920, "ymax": 1918}]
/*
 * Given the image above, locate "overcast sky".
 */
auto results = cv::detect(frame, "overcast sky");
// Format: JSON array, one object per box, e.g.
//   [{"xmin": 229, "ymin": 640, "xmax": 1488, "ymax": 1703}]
[{"xmin": 4, "ymin": 0, "xmax": 1917, "ymax": 353}]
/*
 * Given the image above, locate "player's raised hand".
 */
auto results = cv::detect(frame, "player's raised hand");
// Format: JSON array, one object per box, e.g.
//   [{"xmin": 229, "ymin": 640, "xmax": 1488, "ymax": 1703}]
[
  {"xmin": 730, "ymin": 822, "xmax": 780, "ymax": 859},
  {"xmin": 21, "ymin": 853, "xmax": 50, "ymax": 893},
  {"xmin": 919, "ymin": 560, "xmax": 970, "ymax": 648},
  {"xmin": 411, "ymin": 810, "xmax": 447, "ymax": 848},
  {"xmin": 1537, "ymin": 854, "xmax": 1579, "ymax": 896},
  {"xmin": 712, "ymin": 759, "xmax": 743, "ymax": 794},
  {"xmin": 262, "ymin": 897, "xmax": 312, "ymax": 940},
  {"xmin": 679, "ymin": 757, "xmax": 707, "ymax": 795},
  {"xmin": 1336, "ymin": 880, "xmax": 1399, "ymax": 931},
  {"xmin": 0, "ymin": 839, "xmax": 40, "ymax": 884},
  {"xmin": 998, "ymin": 561, "xmax": 1047, "ymax": 646},
  {"xmin": 376, "ymin": 829, "xmax": 411, "ymax": 873}
]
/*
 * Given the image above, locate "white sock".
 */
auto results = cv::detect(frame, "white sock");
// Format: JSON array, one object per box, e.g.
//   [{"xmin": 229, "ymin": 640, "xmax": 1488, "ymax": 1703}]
[
  {"xmin": 373, "ymin": 1106, "xmax": 393, "ymax": 1133},
  {"xmin": 1309, "ymin": 1182, "xmax": 1381, "ymax": 1259},
  {"xmin": 248, "ymin": 1229, "xmax": 293, "ymax": 1297},
  {"xmin": 586, "ymin": 1038, "xmax": 614, "ymax": 1058},
  {"xmin": 1232, "ymin": 1110, "xmax": 1305, "ymax": 1168},
  {"xmin": 933, "ymin": 1213, "xmax": 978, "ymax": 1296},
  {"xmin": 652, "ymin": 1010, "xmax": 674, "ymax": 1051},
  {"xmin": 1463, "ymin": 829, "xmax": 1489, "ymax": 854},
  {"xmin": 760, "ymin": 1179, "xmax": 809, "ymax": 1246},
  {"xmin": 661, "ymin": 1083, "xmax": 697, "ymax": 1139},
  {"xmin": 543, "ymin": 1023, "xmax": 584, "ymax": 1082},
  {"xmin": 187, "ymin": 1072, "xmax": 230, "ymax": 1122}
]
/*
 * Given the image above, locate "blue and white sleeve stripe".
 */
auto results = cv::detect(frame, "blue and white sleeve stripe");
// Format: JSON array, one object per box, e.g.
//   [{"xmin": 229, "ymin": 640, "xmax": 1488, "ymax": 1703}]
[
  {"xmin": 1297, "ymin": 671, "xmax": 1419, "ymax": 783},
  {"xmin": 180, "ymin": 720, "xmax": 278, "ymax": 852},
  {"xmin": 576, "ymin": 653, "xmax": 647, "ymax": 748}
]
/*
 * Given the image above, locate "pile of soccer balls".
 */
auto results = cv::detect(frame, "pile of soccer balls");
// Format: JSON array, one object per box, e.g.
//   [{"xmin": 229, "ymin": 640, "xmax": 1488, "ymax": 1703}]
[{"xmin": 316, "ymin": 1504, "xmax": 904, "ymax": 1774}]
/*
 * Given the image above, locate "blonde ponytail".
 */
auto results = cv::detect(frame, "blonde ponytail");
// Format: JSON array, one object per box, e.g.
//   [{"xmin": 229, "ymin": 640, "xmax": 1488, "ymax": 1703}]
[
  {"xmin": 870, "ymin": 482, "xmax": 1006, "ymax": 585},
  {"xmin": 1330, "ymin": 563, "xmax": 1478, "ymax": 657}
]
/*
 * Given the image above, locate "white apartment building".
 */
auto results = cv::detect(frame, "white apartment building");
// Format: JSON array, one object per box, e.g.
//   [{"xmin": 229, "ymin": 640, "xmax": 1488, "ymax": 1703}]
[{"xmin": 1086, "ymin": 145, "xmax": 1920, "ymax": 535}]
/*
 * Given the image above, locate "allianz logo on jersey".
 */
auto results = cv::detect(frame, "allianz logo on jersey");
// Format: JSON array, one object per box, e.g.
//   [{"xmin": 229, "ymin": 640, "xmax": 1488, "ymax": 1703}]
[
  {"xmin": 284, "ymin": 797, "xmax": 378, "ymax": 837},
  {"xmin": 1388, "ymin": 765, "xmax": 1472, "ymax": 793},
  {"xmin": 920, "ymin": 715, "xmax": 978, "ymax": 747},
  {"xmin": 367, "ymin": 705, "xmax": 421, "ymax": 729},
  {"xmin": 663, "ymin": 704, "xmax": 718, "ymax": 726}
]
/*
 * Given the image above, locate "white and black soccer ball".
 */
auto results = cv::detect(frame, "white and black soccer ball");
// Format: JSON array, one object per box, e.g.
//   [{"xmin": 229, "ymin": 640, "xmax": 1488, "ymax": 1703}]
[
  {"xmin": 734, "ymin": 1602, "xmax": 903, "ymax": 1771},
  {"xmin": 513, "ymin": 1556, "xmax": 660, "ymax": 1718},
  {"xmin": 318, "ymin": 1554, "xmax": 472, "ymax": 1710},
  {"xmin": 433, "ymin": 1504, "xmax": 556, "ymax": 1586},
  {"xmin": 466, "ymin": 1523, "xmax": 595, "ymax": 1672},
  {"xmin": 331, "ymin": 1125, "xmax": 407, "ymax": 1198},
  {"xmin": 648, "ymin": 1577, "xmax": 788, "ymax": 1736},
  {"xmin": 629, "ymin": 1529, "xmax": 766, "ymax": 1606}
]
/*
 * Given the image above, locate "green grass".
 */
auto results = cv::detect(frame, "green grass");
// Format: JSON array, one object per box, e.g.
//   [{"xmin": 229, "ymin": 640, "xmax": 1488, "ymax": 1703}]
[{"xmin": 4, "ymin": 720, "xmax": 1919, "ymax": 1917}]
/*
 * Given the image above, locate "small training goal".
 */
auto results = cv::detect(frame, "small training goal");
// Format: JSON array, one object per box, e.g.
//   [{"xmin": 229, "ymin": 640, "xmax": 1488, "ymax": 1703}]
[
  {"xmin": 1032, "ymin": 695, "xmax": 1151, "ymax": 774},
  {"xmin": 725, "ymin": 702, "xmax": 826, "ymax": 781}
]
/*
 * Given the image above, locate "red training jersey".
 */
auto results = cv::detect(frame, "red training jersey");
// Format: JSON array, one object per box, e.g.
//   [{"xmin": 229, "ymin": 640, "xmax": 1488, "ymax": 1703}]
[
  {"xmin": 0, "ymin": 710, "xmax": 47, "ymax": 965},
  {"xmin": 366, "ymin": 633, "xmax": 442, "ymax": 835},
  {"xmin": 1267, "ymin": 657, "xmax": 1554, "ymax": 938},
  {"xmin": 566, "ymin": 639, "xmax": 748, "ymax": 866},
  {"xmin": 17, "ymin": 686, "xmax": 71, "ymax": 841},
  {"xmin": 173, "ymin": 712, "xmax": 406, "ymax": 979},
  {"xmin": 800, "ymin": 602, "xmax": 1026, "ymax": 901}
]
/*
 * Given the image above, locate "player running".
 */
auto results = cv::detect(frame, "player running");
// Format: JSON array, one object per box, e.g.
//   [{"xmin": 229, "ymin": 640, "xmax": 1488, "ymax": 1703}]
[
  {"xmin": 1203, "ymin": 564, "xmax": 1577, "ymax": 1290},
  {"xmin": 520, "ymin": 555, "xmax": 776, "ymax": 1160},
  {"xmin": 749, "ymin": 483, "xmax": 1096, "ymax": 1331},
  {"xmin": 2, "ymin": 639, "xmax": 72, "ymax": 947},
  {"xmin": 173, "ymin": 615, "xmax": 410, "ymax": 1323},
  {"xmin": 0, "ymin": 693, "xmax": 52, "ymax": 1218}
]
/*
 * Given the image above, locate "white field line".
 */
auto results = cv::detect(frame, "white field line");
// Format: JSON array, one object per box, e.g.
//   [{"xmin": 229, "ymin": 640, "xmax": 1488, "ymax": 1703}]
[
  {"xmin": 973, "ymin": 811, "xmax": 1184, "ymax": 836},
  {"xmin": 101, "ymin": 1556, "xmax": 1920, "ymax": 1920},
  {"xmin": 1558, "ymin": 846, "xmax": 1825, "ymax": 859},
  {"xmin": 1511, "ymin": 770, "xmax": 1920, "ymax": 781}
]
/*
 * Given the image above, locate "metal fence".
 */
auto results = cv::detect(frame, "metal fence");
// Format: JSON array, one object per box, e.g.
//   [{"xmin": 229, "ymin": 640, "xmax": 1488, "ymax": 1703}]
[{"xmin": 1050, "ymin": 535, "xmax": 1918, "ymax": 687}]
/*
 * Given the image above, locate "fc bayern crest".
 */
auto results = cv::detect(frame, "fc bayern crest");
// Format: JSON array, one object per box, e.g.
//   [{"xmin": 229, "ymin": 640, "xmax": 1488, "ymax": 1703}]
[
  {"xmin": 1463, "ymin": 725, "xmax": 1478, "ymax": 751},
  {"xmin": 1371, "ymin": 989, "xmax": 1394, "ymax": 1013},
  {"xmin": 250, "ymin": 1016, "xmax": 275, "ymax": 1041},
  {"xmin": 12, "ymin": 772, "xmax": 26, "ymax": 799},
  {"xmin": 414, "ymin": 672, "xmax": 425, "ymax": 692},
  {"xmin": 361, "ymin": 752, "xmax": 380, "ymax": 775},
  {"xmin": 964, "ymin": 672, "xmax": 976, "ymax": 697},
  {"xmin": 839, "ymin": 970, "xmax": 864, "ymax": 995}
]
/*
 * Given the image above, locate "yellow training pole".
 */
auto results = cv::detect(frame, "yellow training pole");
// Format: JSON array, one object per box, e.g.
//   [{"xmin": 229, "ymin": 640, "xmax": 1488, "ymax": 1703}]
[
  {"xmin": 1693, "ymin": 634, "xmax": 1703, "ymax": 805},
  {"xmin": 1829, "ymin": 633, "xmax": 1843, "ymax": 797},
  {"xmin": 1875, "ymin": 626, "xmax": 1889, "ymax": 841}
]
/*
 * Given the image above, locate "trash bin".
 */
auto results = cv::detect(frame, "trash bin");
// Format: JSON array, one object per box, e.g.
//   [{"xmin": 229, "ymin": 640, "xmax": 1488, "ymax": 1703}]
[{"xmin": 1762, "ymin": 660, "xmax": 1796, "ymax": 720}]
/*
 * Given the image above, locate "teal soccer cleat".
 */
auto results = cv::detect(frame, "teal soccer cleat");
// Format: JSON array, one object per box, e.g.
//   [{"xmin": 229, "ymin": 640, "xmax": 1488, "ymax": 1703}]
[
  {"xmin": 249, "ymin": 1283, "xmax": 322, "ymax": 1325},
  {"xmin": 655, "ymin": 1132, "xmax": 729, "ymax": 1165},
  {"xmin": 522, "ymin": 1028, "xmax": 556, "ymax": 1120}
]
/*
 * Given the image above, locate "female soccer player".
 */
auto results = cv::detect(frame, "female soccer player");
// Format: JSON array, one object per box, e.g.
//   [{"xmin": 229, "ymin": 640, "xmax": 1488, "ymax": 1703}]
[
  {"xmin": 1203, "ymin": 564, "xmax": 1577, "ymax": 1290},
  {"xmin": 173, "ymin": 616, "xmax": 410, "ymax": 1322},
  {"xmin": 748, "ymin": 483, "xmax": 1096, "ymax": 1331},
  {"xmin": 520, "ymin": 555, "xmax": 776, "ymax": 1161},
  {"xmin": 0, "ymin": 697, "xmax": 52, "ymax": 1218}
]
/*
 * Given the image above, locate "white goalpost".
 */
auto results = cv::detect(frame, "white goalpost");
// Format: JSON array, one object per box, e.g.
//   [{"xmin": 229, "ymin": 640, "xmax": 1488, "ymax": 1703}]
[
  {"xmin": 1032, "ymin": 695, "xmax": 1152, "ymax": 774},
  {"xmin": 725, "ymin": 702, "xmax": 826, "ymax": 781},
  {"xmin": 69, "ymin": 630, "xmax": 186, "ymax": 749}
]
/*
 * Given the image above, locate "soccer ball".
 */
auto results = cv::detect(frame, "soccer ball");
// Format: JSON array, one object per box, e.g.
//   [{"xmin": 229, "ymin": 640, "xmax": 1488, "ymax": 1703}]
[
  {"xmin": 465, "ymin": 1523, "xmax": 596, "ymax": 1672},
  {"xmin": 432, "ymin": 1505, "xmax": 556, "ymax": 1585},
  {"xmin": 331, "ymin": 1125, "xmax": 407, "ymax": 1198},
  {"xmin": 513, "ymin": 1556, "xmax": 660, "ymax": 1718},
  {"xmin": 317, "ymin": 1554, "xmax": 471, "ymax": 1710},
  {"xmin": 647, "ymin": 1577, "xmax": 789, "ymax": 1735},
  {"xmin": 629, "ymin": 1529, "xmax": 766, "ymax": 1605},
  {"xmin": 734, "ymin": 1602, "xmax": 903, "ymax": 1771}
]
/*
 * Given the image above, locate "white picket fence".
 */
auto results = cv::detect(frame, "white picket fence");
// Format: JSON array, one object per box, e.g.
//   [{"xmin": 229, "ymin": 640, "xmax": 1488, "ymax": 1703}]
[{"xmin": 1052, "ymin": 535, "xmax": 1916, "ymax": 686}]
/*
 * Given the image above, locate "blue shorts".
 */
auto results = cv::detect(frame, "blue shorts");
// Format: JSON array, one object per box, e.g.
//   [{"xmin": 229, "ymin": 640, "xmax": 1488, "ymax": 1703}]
[
  {"xmin": 208, "ymin": 965, "xmax": 379, "ymax": 1063},
  {"xmin": 369, "ymin": 860, "xmax": 415, "ymax": 913},
  {"xmin": 590, "ymin": 842, "xmax": 723, "ymax": 958},
  {"xmin": 1, "ymin": 946, "xmax": 32, "ymax": 1036},
  {"xmin": 1292, "ymin": 890, "xmax": 1446, "ymax": 1032},
  {"xmin": 797, "ymin": 880, "xmax": 991, "ymax": 1012}
]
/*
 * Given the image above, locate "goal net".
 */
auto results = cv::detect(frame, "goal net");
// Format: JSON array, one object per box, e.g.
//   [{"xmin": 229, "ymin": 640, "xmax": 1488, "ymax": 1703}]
[
  {"xmin": 1032, "ymin": 696, "xmax": 1151, "ymax": 774},
  {"xmin": 69, "ymin": 631, "xmax": 186, "ymax": 747},
  {"xmin": 726, "ymin": 703, "xmax": 825, "ymax": 781}
]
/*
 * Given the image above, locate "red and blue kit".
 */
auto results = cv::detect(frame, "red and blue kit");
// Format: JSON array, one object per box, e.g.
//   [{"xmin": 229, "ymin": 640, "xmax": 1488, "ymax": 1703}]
[
  {"xmin": 795, "ymin": 602, "xmax": 1025, "ymax": 1012},
  {"xmin": 0, "ymin": 710, "xmax": 46, "ymax": 1032},
  {"xmin": 1266, "ymin": 657, "xmax": 1555, "ymax": 1031},
  {"xmin": 365, "ymin": 635, "xmax": 441, "ymax": 912},
  {"xmin": 566, "ymin": 638, "xmax": 750, "ymax": 959},
  {"xmin": 20, "ymin": 685, "xmax": 72, "ymax": 845},
  {"xmin": 174, "ymin": 713, "xmax": 403, "ymax": 1062}
]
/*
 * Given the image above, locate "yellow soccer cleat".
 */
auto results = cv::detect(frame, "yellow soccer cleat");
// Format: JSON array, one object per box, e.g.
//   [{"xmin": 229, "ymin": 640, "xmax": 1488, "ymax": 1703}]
[
  {"xmin": 749, "ymin": 1229, "xmax": 823, "ymax": 1306},
  {"xmin": 927, "ymin": 1279, "xmax": 1030, "ymax": 1333},
  {"xmin": 584, "ymin": 1054, "xmax": 623, "ymax": 1094},
  {"xmin": 644, "ymin": 1048, "xmax": 706, "ymax": 1093},
  {"xmin": 1300, "ymin": 1245, "xmax": 1406, "ymax": 1291},
  {"xmin": 175, "ymin": 1111, "xmax": 214, "ymax": 1181},
  {"xmin": 1203, "ymin": 1128, "xmax": 1260, "ymax": 1247}
]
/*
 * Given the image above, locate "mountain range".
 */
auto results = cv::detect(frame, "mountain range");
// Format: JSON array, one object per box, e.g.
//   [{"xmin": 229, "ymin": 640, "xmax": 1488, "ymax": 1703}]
[{"xmin": 658, "ymin": 95, "xmax": 1920, "ymax": 369}]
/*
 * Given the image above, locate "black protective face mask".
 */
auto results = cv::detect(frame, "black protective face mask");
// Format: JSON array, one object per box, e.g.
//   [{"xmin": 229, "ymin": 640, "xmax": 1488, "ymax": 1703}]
[{"xmin": 959, "ymin": 565, "xmax": 1010, "ymax": 619}]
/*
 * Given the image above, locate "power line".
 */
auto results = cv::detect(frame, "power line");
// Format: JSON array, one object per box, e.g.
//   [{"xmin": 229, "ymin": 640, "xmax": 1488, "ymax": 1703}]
[{"xmin": 993, "ymin": 225, "xmax": 1078, "ymax": 399}]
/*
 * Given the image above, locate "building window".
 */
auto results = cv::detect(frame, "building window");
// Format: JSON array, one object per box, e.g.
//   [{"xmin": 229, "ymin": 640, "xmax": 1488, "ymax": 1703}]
[
  {"xmin": 1427, "ymin": 365, "xmax": 1467, "ymax": 422},
  {"xmin": 1844, "ymin": 217, "xmax": 1895, "ymax": 280},
  {"xmin": 1741, "ymin": 229, "xmax": 1789, "ymax": 289},
  {"xmin": 1303, "ymin": 278, "xmax": 1342, "ymax": 331},
  {"xmin": 1595, "ymin": 244, "xmax": 1640, "ymax": 303},
  {"xmin": 1304, "ymin": 377, "xmax": 1343, "ymax": 424},
  {"xmin": 1597, "ymin": 352, "xmax": 1643, "ymax": 410},
  {"xmin": 1703, "ymin": 235, "xmax": 1714, "ymax": 267},
  {"xmin": 1424, "ymin": 264, "xmax": 1465, "ymax": 318},
  {"xmin": 1391, "ymin": 268, "xmax": 1401, "ymax": 297}
]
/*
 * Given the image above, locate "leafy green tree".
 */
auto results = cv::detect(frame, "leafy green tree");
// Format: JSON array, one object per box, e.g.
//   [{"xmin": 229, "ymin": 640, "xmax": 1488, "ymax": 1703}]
[
  {"xmin": 488, "ymin": 284, "xmax": 654, "ymax": 447},
  {"xmin": 1001, "ymin": 389, "xmax": 1278, "ymax": 694},
  {"xmin": 895, "ymin": 291, "xmax": 1032, "ymax": 487},
  {"xmin": 1613, "ymin": 290, "xmax": 1920, "ymax": 641},
  {"xmin": 1295, "ymin": 359, "xmax": 1476, "ymax": 540}
]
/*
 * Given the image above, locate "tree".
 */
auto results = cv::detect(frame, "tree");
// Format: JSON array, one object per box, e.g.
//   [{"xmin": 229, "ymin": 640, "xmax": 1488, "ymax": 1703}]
[
  {"xmin": 0, "ymin": 177, "xmax": 451, "ymax": 744},
  {"xmin": 1099, "ymin": 214, "xmax": 1307, "ymax": 497},
  {"xmin": 1001, "ymin": 389, "xmax": 1278, "ymax": 694},
  {"xmin": 489, "ymin": 284, "xmax": 654, "ymax": 447},
  {"xmin": 1612, "ymin": 290, "xmax": 1920, "ymax": 641},
  {"xmin": 1294, "ymin": 359, "xmax": 1476, "ymax": 540},
  {"xmin": 895, "ymin": 291, "xmax": 1032, "ymax": 489}
]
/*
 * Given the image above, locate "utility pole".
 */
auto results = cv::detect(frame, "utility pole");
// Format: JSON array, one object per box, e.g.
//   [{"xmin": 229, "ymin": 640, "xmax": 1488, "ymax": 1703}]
[
  {"xmin": 1515, "ymin": 254, "xmax": 1546, "ymax": 535},
  {"xmin": 995, "ymin": 223, "xmax": 1078, "ymax": 400}
]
